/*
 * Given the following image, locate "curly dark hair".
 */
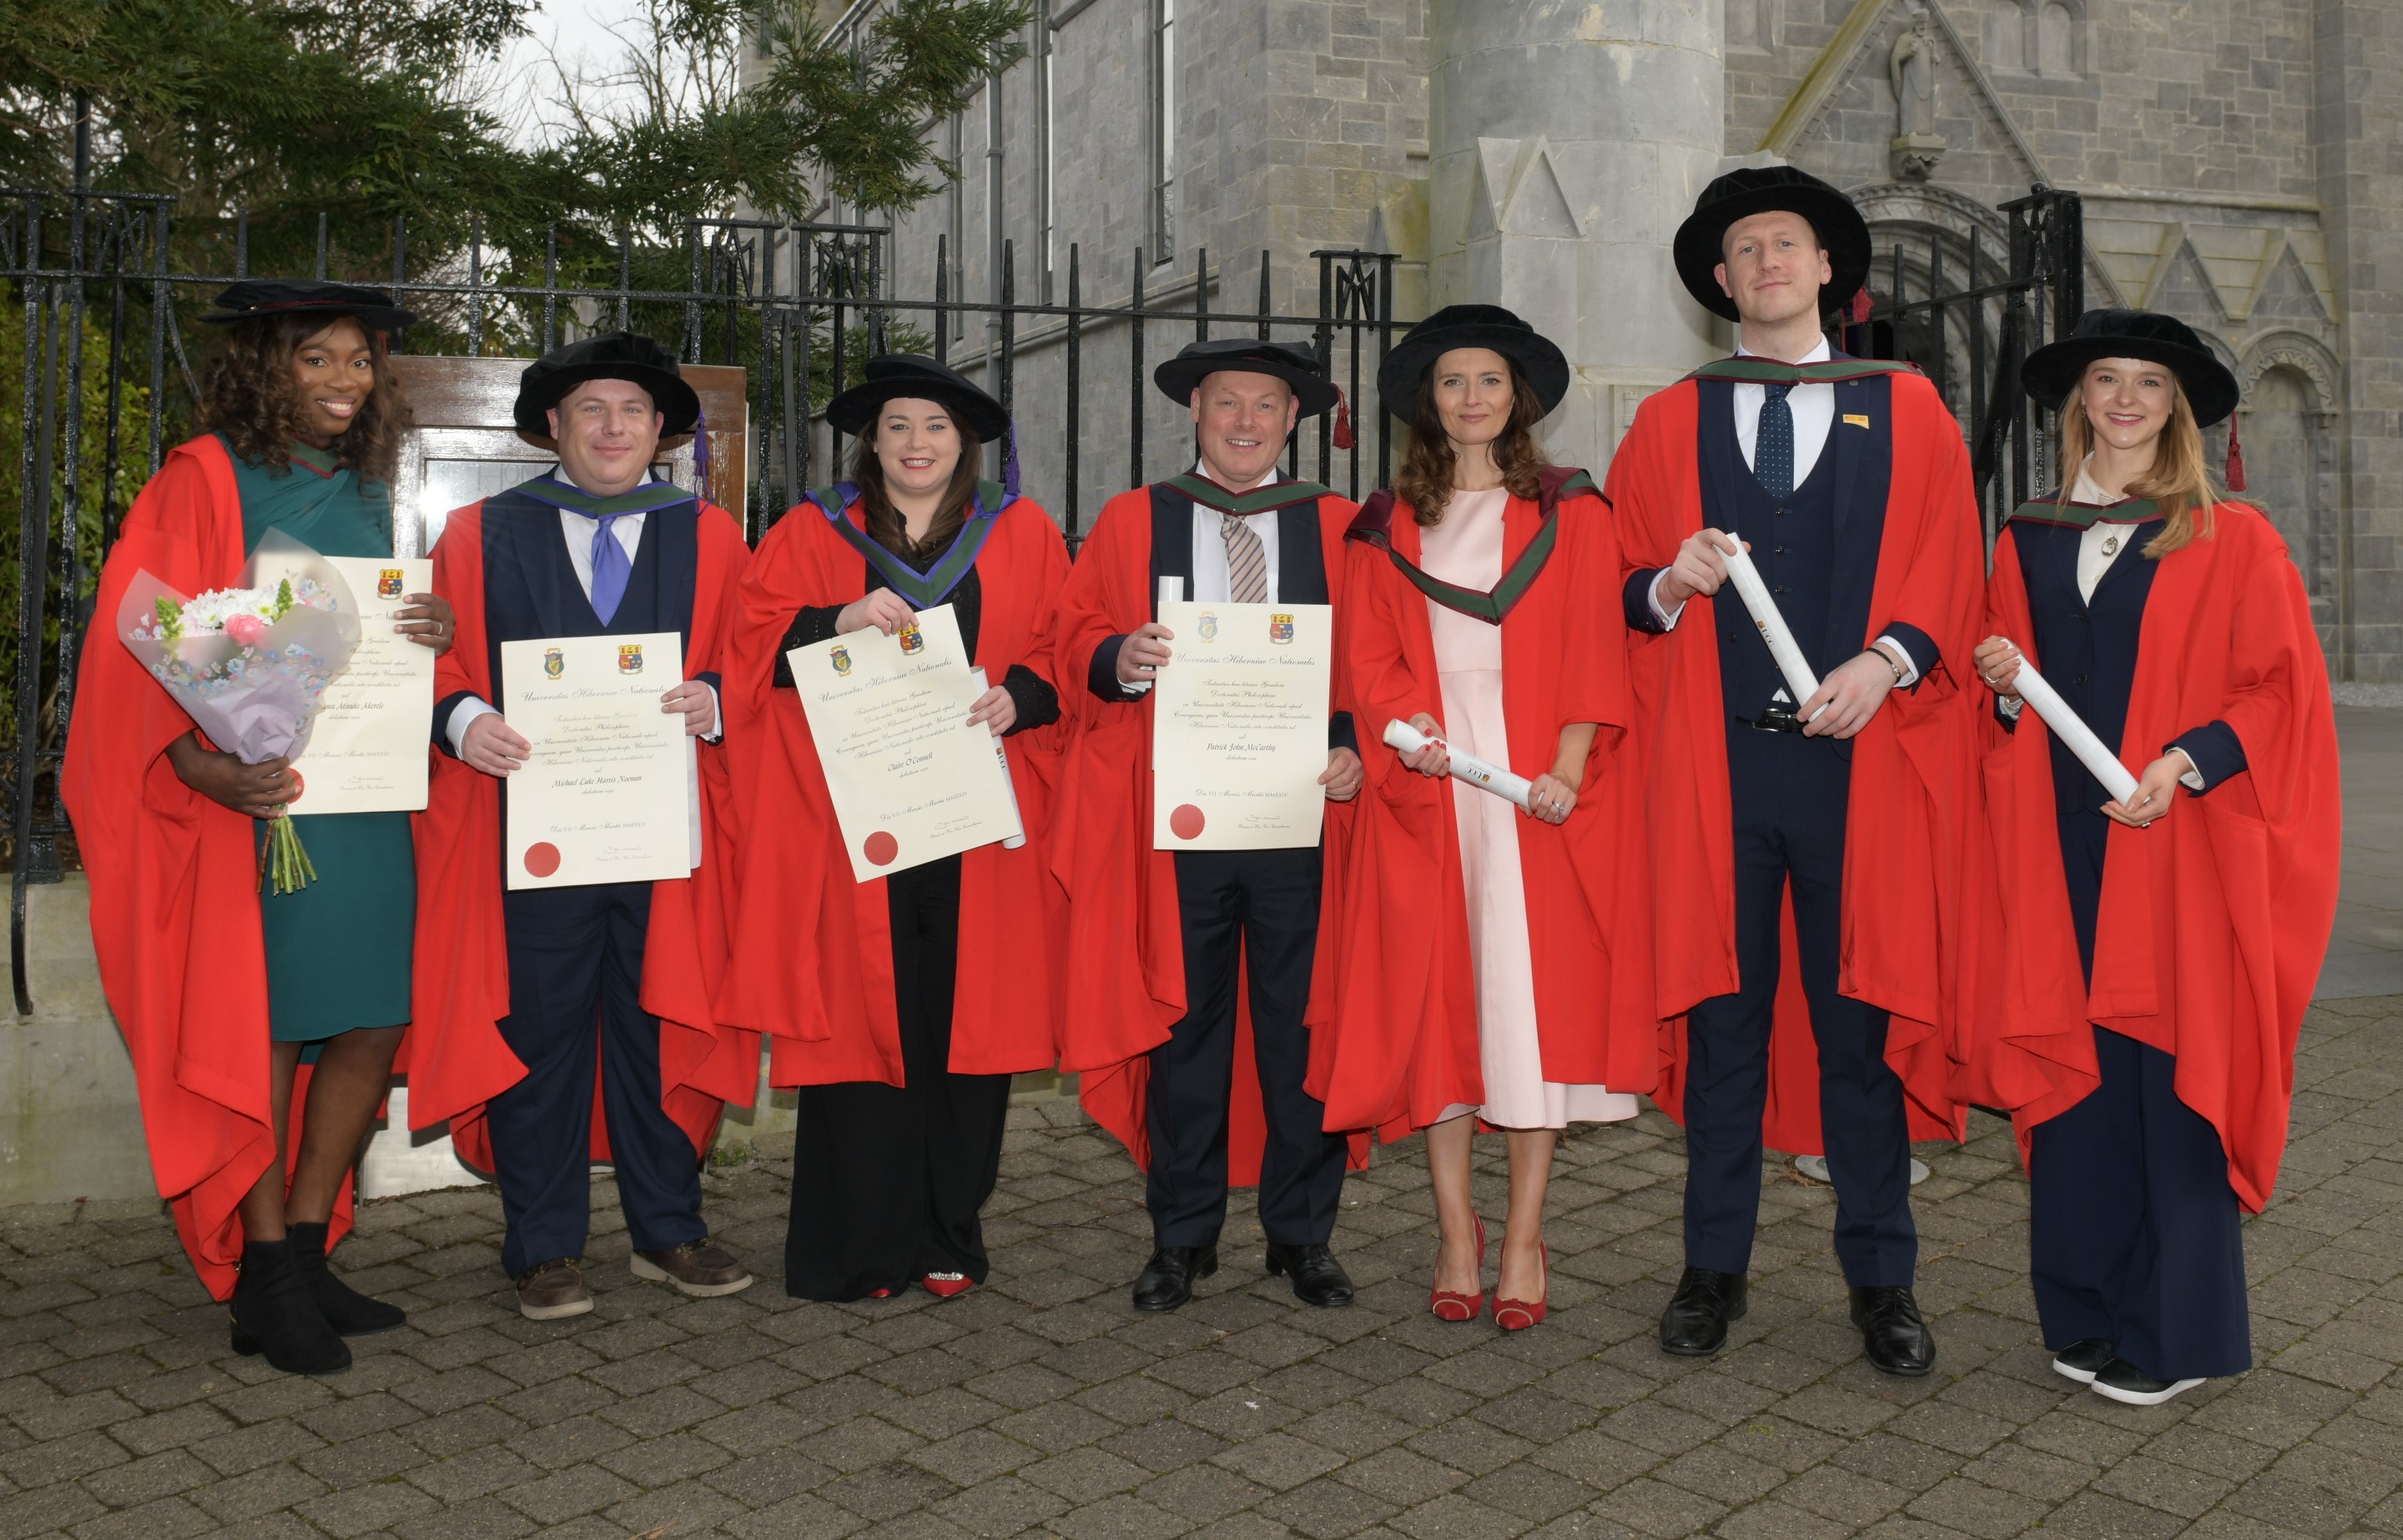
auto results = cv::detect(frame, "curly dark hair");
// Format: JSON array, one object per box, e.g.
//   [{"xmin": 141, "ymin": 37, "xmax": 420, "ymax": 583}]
[
  {"xmin": 848, "ymin": 423, "xmax": 985, "ymax": 561},
  {"xmin": 195, "ymin": 313, "xmax": 414, "ymax": 485},
  {"xmin": 1391, "ymin": 357, "xmax": 1550, "ymax": 526}
]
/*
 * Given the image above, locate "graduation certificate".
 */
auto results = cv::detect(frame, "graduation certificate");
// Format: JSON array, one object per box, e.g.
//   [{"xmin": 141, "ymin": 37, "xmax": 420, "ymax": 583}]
[
  {"xmin": 788, "ymin": 603, "xmax": 1024, "ymax": 881},
  {"xmin": 500, "ymin": 631, "xmax": 693, "ymax": 890},
  {"xmin": 1151, "ymin": 599, "xmax": 1332, "ymax": 851},
  {"xmin": 270, "ymin": 555, "xmax": 436, "ymax": 815}
]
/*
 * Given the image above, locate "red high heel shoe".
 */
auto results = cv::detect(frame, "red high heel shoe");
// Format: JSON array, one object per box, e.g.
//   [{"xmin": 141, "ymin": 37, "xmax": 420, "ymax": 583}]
[
  {"xmin": 1493, "ymin": 1243, "xmax": 1549, "ymax": 1331},
  {"xmin": 1429, "ymin": 1215, "xmax": 1486, "ymax": 1321},
  {"xmin": 923, "ymin": 1272, "xmax": 974, "ymax": 1299}
]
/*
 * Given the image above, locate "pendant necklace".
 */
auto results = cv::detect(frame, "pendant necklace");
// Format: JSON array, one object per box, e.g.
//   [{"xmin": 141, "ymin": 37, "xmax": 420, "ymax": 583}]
[{"xmin": 2101, "ymin": 532, "xmax": 2121, "ymax": 556}]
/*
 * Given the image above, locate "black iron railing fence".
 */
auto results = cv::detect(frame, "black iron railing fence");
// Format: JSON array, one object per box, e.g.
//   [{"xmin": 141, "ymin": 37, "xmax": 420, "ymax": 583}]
[
  {"xmin": 1840, "ymin": 185, "xmax": 2086, "ymax": 539},
  {"xmin": 3, "ymin": 184, "xmax": 1406, "ymax": 1008}
]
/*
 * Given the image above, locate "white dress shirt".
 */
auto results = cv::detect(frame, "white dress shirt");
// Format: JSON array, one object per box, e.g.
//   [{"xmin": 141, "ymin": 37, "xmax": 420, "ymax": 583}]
[
  {"xmin": 1122, "ymin": 460, "xmax": 1287, "ymax": 697},
  {"xmin": 1648, "ymin": 334, "xmax": 1917, "ymax": 686}
]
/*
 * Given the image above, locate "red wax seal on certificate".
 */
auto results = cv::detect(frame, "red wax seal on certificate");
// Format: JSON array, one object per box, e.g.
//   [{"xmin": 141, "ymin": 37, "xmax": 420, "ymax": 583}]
[
  {"xmin": 523, "ymin": 843, "xmax": 562, "ymax": 878},
  {"xmin": 864, "ymin": 832, "xmax": 900, "ymax": 866},
  {"xmin": 1170, "ymin": 804, "xmax": 1207, "ymax": 841}
]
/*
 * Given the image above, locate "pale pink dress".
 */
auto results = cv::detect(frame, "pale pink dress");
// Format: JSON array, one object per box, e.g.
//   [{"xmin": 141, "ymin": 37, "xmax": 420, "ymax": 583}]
[{"xmin": 1422, "ymin": 488, "xmax": 1639, "ymax": 1131}]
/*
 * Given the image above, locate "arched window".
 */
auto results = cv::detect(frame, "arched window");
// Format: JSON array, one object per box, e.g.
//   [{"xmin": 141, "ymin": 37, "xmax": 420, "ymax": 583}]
[{"xmin": 2037, "ymin": 3, "xmax": 2076, "ymax": 75}]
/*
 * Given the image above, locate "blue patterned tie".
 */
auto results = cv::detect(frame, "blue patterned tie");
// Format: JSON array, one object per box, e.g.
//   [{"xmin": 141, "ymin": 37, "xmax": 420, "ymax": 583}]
[
  {"xmin": 1756, "ymin": 382, "xmax": 1796, "ymax": 501},
  {"xmin": 587, "ymin": 513, "xmax": 633, "ymax": 625}
]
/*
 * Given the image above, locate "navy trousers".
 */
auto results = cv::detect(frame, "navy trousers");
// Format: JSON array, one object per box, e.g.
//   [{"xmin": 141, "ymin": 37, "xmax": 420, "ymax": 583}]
[
  {"xmin": 1146, "ymin": 846, "xmax": 1348, "ymax": 1250},
  {"xmin": 2028, "ymin": 811, "xmax": 2251, "ymax": 1380},
  {"xmin": 1681, "ymin": 727, "xmax": 1918, "ymax": 1286},
  {"xmin": 487, "ymin": 882, "xmax": 708, "ymax": 1277}
]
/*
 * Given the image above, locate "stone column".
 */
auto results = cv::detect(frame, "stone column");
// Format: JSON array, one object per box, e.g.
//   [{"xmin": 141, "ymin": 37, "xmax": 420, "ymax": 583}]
[
  {"xmin": 1425, "ymin": 0, "xmax": 1725, "ymax": 472},
  {"xmin": 2315, "ymin": 0, "xmax": 2403, "ymax": 682}
]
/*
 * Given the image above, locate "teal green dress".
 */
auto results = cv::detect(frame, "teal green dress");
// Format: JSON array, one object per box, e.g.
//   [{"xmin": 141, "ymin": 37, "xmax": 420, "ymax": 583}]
[{"xmin": 228, "ymin": 438, "xmax": 416, "ymax": 1040}]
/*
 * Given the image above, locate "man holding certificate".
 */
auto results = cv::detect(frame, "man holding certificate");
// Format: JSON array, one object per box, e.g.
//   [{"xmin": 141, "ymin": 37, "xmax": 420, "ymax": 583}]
[
  {"xmin": 1050, "ymin": 338, "xmax": 1364, "ymax": 1313},
  {"xmin": 1963, "ymin": 310, "xmax": 2340, "ymax": 1406},
  {"xmin": 413, "ymin": 332, "xmax": 758, "ymax": 1321},
  {"xmin": 718, "ymin": 355, "xmax": 1067, "ymax": 1304},
  {"xmin": 1609, "ymin": 168, "xmax": 1982, "ymax": 1375}
]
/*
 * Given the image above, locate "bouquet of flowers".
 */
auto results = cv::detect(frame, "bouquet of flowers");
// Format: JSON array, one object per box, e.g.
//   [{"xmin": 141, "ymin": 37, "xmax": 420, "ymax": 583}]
[{"xmin": 116, "ymin": 530, "xmax": 364, "ymax": 893}]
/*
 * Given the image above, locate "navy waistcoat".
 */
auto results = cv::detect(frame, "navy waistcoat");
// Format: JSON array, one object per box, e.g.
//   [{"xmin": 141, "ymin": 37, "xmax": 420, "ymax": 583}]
[{"xmin": 2005, "ymin": 516, "xmax": 2165, "ymax": 814}]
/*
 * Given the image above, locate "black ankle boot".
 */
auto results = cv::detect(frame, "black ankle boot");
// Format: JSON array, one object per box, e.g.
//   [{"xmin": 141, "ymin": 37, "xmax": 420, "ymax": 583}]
[
  {"xmin": 285, "ymin": 1221, "xmax": 406, "ymax": 1336},
  {"xmin": 230, "ymin": 1238, "xmax": 350, "ymax": 1375}
]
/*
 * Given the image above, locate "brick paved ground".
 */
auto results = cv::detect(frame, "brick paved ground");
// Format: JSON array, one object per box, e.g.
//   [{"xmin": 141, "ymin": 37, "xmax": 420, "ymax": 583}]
[{"xmin": 2, "ymin": 995, "xmax": 2397, "ymax": 1540}]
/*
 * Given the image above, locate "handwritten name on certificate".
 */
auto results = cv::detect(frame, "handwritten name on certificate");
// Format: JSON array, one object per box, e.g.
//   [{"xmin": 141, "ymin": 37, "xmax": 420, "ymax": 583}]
[
  {"xmin": 268, "ymin": 556, "xmax": 436, "ymax": 814},
  {"xmin": 1152, "ymin": 600, "xmax": 1332, "ymax": 851},
  {"xmin": 788, "ymin": 603, "xmax": 1023, "ymax": 882},
  {"xmin": 500, "ymin": 632, "xmax": 692, "ymax": 890}
]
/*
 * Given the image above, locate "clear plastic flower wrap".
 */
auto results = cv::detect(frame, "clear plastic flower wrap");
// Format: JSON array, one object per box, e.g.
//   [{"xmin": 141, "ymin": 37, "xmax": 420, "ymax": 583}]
[{"xmin": 115, "ymin": 529, "xmax": 364, "ymax": 893}]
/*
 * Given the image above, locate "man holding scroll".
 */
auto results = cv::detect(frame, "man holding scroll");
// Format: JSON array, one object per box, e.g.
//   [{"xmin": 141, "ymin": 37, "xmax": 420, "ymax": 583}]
[
  {"xmin": 413, "ymin": 332, "xmax": 757, "ymax": 1321},
  {"xmin": 1050, "ymin": 338, "xmax": 1364, "ymax": 1313},
  {"xmin": 1609, "ymin": 168, "xmax": 1982, "ymax": 1375}
]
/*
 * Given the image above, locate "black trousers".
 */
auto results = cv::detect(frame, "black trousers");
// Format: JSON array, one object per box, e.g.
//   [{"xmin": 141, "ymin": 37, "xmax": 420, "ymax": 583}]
[
  {"xmin": 785, "ymin": 857, "xmax": 1012, "ymax": 1301},
  {"xmin": 2028, "ymin": 810, "xmax": 2250, "ymax": 1380},
  {"xmin": 1145, "ymin": 846, "xmax": 1348, "ymax": 1250},
  {"xmin": 488, "ymin": 882, "xmax": 707, "ymax": 1277},
  {"xmin": 1681, "ymin": 727, "xmax": 1918, "ymax": 1286}
]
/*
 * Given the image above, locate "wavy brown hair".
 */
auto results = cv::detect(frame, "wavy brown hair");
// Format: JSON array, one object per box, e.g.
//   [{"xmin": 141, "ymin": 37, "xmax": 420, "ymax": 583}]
[
  {"xmin": 2053, "ymin": 371, "xmax": 2219, "ymax": 559},
  {"xmin": 1392, "ymin": 358, "xmax": 1550, "ymax": 525},
  {"xmin": 849, "ymin": 420, "xmax": 985, "ymax": 561},
  {"xmin": 196, "ymin": 314, "xmax": 413, "ymax": 485}
]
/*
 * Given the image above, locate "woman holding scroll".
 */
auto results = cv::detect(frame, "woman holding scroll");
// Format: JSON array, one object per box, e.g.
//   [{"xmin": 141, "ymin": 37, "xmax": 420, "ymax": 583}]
[
  {"xmin": 720, "ymin": 355, "xmax": 1068, "ymax": 1302},
  {"xmin": 1966, "ymin": 310, "xmax": 2340, "ymax": 1406},
  {"xmin": 63, "ymin": 281, "xmax": 455, "ymax": 1374},
  {"xmin": 1310, "ymin": 306, "xmax": 1654, "ymax": 1330}
]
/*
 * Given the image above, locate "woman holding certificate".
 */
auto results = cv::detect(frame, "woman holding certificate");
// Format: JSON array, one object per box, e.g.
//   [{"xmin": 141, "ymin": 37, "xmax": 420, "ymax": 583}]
[
  {"xmin": 63, "ymin": 280, "xmax": 456, "ymax": 1375},
  {"xmin": 720, "ymin": 355, "xmax": 1068, "ymax": 1302},
  {"xmin": 1312, "ymin": 307, "xmax": 1655, "ymax": 1331},
  {"xmin": 1963, "ymin": 310, "xmax": 2340, "ymax": 1405}
]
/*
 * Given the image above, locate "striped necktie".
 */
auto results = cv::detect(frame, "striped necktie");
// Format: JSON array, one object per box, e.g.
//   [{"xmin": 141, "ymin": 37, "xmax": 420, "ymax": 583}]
[{"xmin": 1220, "ymin": 512, "xmax": 1268, "ymax": 604}]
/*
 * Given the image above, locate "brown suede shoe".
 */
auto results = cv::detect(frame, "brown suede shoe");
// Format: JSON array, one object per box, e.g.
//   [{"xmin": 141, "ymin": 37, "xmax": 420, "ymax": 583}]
[
  {"xmin": 514, "ymin": 1258, "xmax": 593, "ymax": 1321},
  {"xmin": 630, "ymin": 1238, "xmax": 754, "ymax": 1298}
]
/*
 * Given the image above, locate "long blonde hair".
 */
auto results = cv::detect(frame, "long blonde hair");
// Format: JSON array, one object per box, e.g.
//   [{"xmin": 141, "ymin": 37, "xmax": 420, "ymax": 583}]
[{"xmin": 2054, "ymin": 372, "xmax": 2219, "ymax": 559}]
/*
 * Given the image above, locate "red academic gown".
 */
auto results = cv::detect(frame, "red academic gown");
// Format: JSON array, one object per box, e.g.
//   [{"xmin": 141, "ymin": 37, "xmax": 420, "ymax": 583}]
[
  {"xmin": 1608, "ymin": 372, "xmax": 1985, "ymax": 1152},
  {"xmin": 717, "ymin": 496, "xmax": 1071, "ymax": 1082},
  {"xmin": 1047, "ymin": 484, "xmax": 1367, "ymax": 1179},
  {"xmin": 1307, "ymin": 480, "xmax": 1657, "ymax": 1139},
  {"xmin": 1957, "ymin": 504, "xmax": 2340, "ymax": 1210},
  {"xmin": 62, "ymin": 435, "xmax": 390, "ymax": 1299},
  {"xmin": 405, "ymin": 496, "xmax": 756, "ymax": 1169}
]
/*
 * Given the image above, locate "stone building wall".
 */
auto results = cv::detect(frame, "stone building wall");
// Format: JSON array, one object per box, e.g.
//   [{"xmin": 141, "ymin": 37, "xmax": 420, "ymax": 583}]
[{"xmin": 791, "ymin": 0, "xmax": 2394, "ymax": 676}]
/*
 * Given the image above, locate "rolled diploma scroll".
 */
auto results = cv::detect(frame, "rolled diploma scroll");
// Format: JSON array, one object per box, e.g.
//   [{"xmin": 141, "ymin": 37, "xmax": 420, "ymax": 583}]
[
  {"xmin": 1716, "ymin": 537, "xmax": 1822, "ymax": 716},
  {"xmin": 1383, "ymin": 718, "xmax": 1534, "ymax": 811},
  {"xmin": 2005, "ymin": 654, "xmax": 2142, "ymax": 805},
  {"xmin": 969, "ymin": 667, "xmax": 1028, "ymax": 848}
]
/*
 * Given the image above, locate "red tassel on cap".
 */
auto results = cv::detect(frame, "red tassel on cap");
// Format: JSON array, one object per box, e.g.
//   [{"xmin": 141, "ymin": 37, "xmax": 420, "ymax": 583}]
[
  {"xmin": 2224, "ymin": 412, "xmax": 2247, "ymax": 492},
  {"xmin": 1850, "ymin": 288, "xmax": 1873, "ymax": 325},
  {"xmin": 1332, "ymin": 390, "xmax": 1356, "ymax": 451}
]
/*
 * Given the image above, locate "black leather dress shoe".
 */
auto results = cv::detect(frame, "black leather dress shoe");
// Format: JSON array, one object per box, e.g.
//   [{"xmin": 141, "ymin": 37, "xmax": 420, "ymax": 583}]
[
  {"xmin": 1659, "ymin": 1266, "xmax": 1748, "ymax": 1356},
  {"xmin": 1131, "ymin": 1246, "xmax": 1217, "ymax": 1312},
  {"xmin": 1851, "ymin": 1286, "xmax": 1936, "ymax": 1376},
  {"xmin": 1265, "ymin": 1243, "xmax": 1354, "ymax": 1308}
]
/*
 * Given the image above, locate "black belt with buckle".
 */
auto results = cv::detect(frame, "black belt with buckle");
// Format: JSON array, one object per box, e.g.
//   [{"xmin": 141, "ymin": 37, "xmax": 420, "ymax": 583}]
[{"xmin": 1737, "ymin": 707, "xmax": 1804, "ymax": 733}]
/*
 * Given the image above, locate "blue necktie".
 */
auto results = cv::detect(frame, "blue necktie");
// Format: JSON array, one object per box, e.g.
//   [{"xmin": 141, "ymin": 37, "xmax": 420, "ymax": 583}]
[
  {"xmin": 588, "ymin": 512, "xmax": 633, "ymax": 625},
  {"xmin": 1756, "ymin": 382, "xmax": 1795, "ymax": 501}
]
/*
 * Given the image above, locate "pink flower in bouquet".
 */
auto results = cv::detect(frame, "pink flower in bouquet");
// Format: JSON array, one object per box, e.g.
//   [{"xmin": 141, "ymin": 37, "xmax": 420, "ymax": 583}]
[{"xmin": 224, "ymin": 613, "xmax": 268, "ymax": 647}]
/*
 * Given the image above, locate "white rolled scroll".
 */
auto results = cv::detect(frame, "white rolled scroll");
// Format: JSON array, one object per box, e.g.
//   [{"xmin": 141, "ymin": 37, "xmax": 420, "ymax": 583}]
[
  {"xmin": 1383, "ymin": 718, "xmax": 1534, "ymax": 811},
  {"xmin": 2003, "ymin": 652, "xmax": 2142, "ymax": 806},
  {"xmin": 969, "ymin": 667, "xmax": 1028, "ymax": 849},
  {"xmin": 1158, "ymin": 576, "xmax": 1182, "ymax": 611},
  {"xmin": 1716, "ymin": 536, "xmax": 1822, "ymax": 713}
]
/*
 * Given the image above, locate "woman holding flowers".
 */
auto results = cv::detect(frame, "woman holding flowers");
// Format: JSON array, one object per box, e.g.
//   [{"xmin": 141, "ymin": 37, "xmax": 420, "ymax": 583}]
[
  {"xmin": 1962, "ymin": 310, "xmax": 2340, "ymax": 1406},
  {"xmin": 64, "ymin": 280, "xmax": 454, "ymax": 1376}
]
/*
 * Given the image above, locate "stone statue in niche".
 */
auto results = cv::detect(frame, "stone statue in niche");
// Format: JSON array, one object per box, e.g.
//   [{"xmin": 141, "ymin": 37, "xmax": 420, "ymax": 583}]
[{"xmin": 1888, "ymin": 3, "xmax": 1947, "ymax": 180}]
